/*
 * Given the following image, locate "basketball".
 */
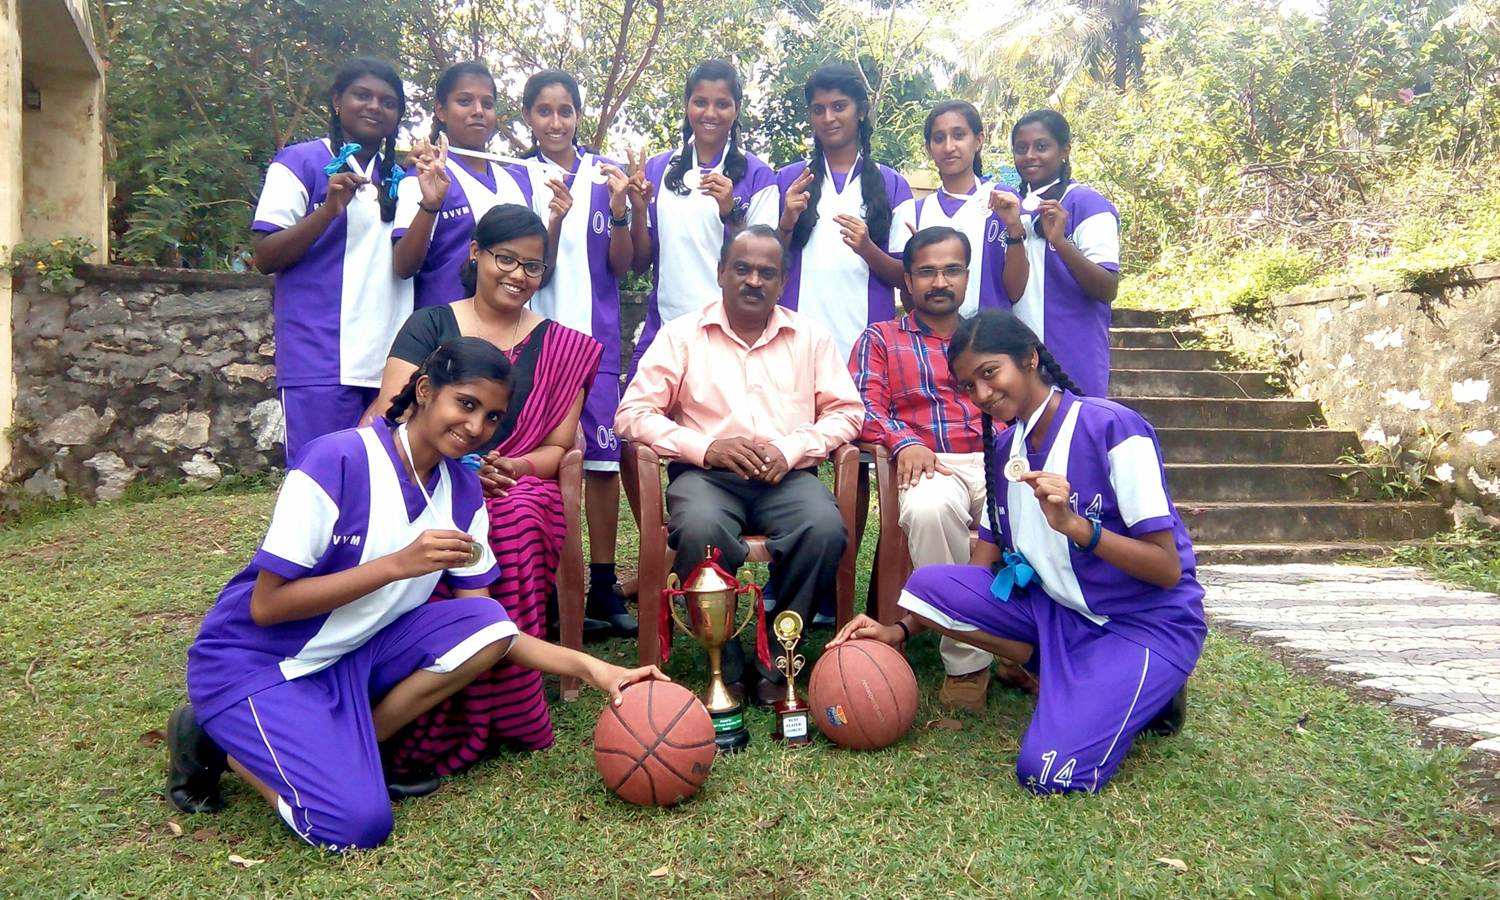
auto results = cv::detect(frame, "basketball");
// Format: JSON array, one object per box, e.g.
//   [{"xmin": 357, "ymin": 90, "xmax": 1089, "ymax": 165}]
[
  {"xmin": 808, "ymin": 639, "xmax": 919, "ymax": 750},
  {"xmin": 593, "ymin": 680, "xmax": 717, "ymax": 806}
]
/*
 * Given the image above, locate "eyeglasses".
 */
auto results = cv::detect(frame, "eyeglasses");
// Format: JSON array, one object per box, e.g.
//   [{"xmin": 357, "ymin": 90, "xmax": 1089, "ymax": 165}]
[
  {"xmin": 485, "ymin": 250, "xmax": 548, "ymax": 279},
  {"xmin": 912, "ymin": 264, "xmax": 967, "ymax": 281}
]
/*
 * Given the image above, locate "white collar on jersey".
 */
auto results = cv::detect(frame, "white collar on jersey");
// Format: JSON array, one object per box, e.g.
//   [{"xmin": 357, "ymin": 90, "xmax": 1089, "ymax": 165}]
[
  {"xmin": 822, "ymin": 152, "xmax": 863, "ymax": 196},
  {"xmin": 936, "ymin": 176, "xmax": 992, "ymax": 207}
]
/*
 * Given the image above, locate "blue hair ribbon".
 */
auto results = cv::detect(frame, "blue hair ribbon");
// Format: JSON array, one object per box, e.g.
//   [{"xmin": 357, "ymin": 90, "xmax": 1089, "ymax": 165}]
[
  {"xmin": 323, "ymin": 143, "xmax": 363, "ymax": 177},
  {"xmin": 460, "ymin": 453, "xmax": 485, "ymax": 472},
  {"xmin": 386, "ymin": 165, "xmax": 406, "ymax": 200},
  {"xmin": 989, "ymin": 550, "xmax": 1035, "ymax": 603}
]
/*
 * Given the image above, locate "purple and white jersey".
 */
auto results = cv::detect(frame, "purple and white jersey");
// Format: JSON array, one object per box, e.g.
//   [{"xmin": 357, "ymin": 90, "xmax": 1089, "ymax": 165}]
[
  {"xmin": 639, "ymin": 146, "xmax": 779, "ymax": 339},
  {"xmin": 777, "ymin": 159, "xmax": 915, "ymax": 362},
  {"xmin": 186, "ymin": 417, "xmax": 506, "ymax": 721},
  {"xmin": 522, "ymin": 151, "xmax": 624, "ymax": 375},
  {"xmin": 252, "ymin": 138, "xmax": 413, "ymax": 388},
  {"xmin": 899, "ymin": 179, "xmax": 1020, "ymax": 317},
  {"xmin": 393, "ymin": 156, "xmax": 532, "ymax": 309},
  {"xmin": 1014, "ymin": 181, "xmax": 1120, "ymax": 397},
  {"xmin": 978, "ymin": 390, "xmax": 1205, "ymax": 672}
]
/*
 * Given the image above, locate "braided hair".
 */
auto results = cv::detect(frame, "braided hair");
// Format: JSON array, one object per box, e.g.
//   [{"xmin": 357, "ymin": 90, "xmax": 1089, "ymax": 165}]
[
  {"xmin": 666, "ymin": 59, "xmax": 749, "ymax": 196},
  {"xmin": 430, "ymin": 61, "xmax": 497, "ymax": 143},
  {"xmin": 948, "ymin": 308, "xmax": 1084, "ymax": 542},
  {"xmin": 520, "ymin": 70, "xmax": 593, "ymax": 160},
  {"xmin": 327, "ymin": 57, "xmax": 405, "ymax": 223},
  {"xmin": 1011, "ymin": 109, "xmax": 1073, "ymax": 201},
  {"xmin": 789, "ymin": 64, "xmax": 893, "ymax": 253},
  {"xmin": 924, "ymin": 100, "xmax": 985, "ymax": 178},
  {"xmin": 385, "ymin": 337, "xmax": 513, "ymax": 426}
]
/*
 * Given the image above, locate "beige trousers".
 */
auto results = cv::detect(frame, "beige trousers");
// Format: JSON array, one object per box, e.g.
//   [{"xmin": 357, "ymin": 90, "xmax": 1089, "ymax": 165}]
[{"xmin": 896, "ymin": 451, "xmax": 994, "ymax": 676}]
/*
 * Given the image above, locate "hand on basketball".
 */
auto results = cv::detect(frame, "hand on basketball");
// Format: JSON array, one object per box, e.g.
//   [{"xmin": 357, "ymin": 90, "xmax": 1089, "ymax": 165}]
[
  {"xmin": 393, "ymin": 529, "xmax": 476, "ymax": 578},
  {"xmin": 1018, "ymin": 470, "xmax": 1084, "ymax": 537},
  {"xmin": 779, "ymin": 168, "xmax": 815, "ymax": 232},
  {"xmin": 895, "ymin": 445, "xmax": 953, "ymax": 490},
  {"xmin": 705, "ymin": 437, "xmax": 768, "ymax": 479},
  {"xmin": 588, "ymin": 660, "xmax": 670, "ymax": 706},
  {"xmin": 546, "ymin": 177, "xmax": 573, "ymax": 227},
  {"xmin": 752, "ymin": 444, "xmax": 790, "ymax": 484},
  {"xmin": 827, "ymin": 614, "xmax": 903, "ymax": 649}
]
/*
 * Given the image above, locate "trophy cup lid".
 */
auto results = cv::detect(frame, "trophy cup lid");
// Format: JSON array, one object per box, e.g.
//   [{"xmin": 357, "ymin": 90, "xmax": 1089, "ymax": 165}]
[{"xmin": 683, "ymin": 546, "xmax": 738, "ymax": 595}]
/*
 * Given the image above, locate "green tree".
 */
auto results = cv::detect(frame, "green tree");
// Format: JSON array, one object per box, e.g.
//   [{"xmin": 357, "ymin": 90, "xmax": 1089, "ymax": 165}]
[{"xmin": 962, "ymin": 0, "xmax": 1150, "ymax": 99}]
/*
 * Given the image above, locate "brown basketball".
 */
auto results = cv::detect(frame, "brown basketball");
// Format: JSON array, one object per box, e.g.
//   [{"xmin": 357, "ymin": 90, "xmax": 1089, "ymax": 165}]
[
  {"xmin": 808, "ymin": 639, "xmax": 919, "ymax": 750},
  {"xmin": 593, "ymin": 680, "xmax": 717, "ymax": 806}
]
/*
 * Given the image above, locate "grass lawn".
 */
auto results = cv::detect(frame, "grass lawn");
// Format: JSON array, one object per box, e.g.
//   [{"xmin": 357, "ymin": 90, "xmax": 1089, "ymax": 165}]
[{"xmin": 2, "ymin": 487, "xmax": 1498, "ymax": 897}]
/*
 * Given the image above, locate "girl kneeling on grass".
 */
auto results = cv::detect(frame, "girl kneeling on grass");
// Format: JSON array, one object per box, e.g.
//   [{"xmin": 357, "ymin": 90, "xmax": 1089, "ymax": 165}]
[
  {"xmin": 829, "ymin": 308, "xmax": 1205, "ymax": 794},
  {"xmin": 165, "ymin": 337, "xmax": 663, "ymax": 850}
]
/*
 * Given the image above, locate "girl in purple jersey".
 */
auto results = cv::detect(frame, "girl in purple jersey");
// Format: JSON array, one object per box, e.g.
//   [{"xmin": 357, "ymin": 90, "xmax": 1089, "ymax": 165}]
[
  {"xmin": 251, "ymin": 58, "xmax": 413, "ymax": 466},
  {"xmin": 393, "ymin": 62, "xmax": 531, "ymax": 309},
  {"xmin": 517, "ymin": 69, "xmax": 639, "ymax": 635},
  {"xmin": 166, "ymin": 338, "xmax": 665, "ymax": 850},
  {"xmin": 1009, "ymin": 110, "xmax": 1121, "ymax": 397},
  {"xmin": 831, "ymin": 308, "xmax": 1202, "ymax": 795},
  {"xmin": 776, "ymin": 63, "xmax": 915, "ymax": 363}
]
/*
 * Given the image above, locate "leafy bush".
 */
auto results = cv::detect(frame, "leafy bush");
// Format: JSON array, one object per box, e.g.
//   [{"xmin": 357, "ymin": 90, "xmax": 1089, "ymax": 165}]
[{"xmin": 1, "ymin": 237, "xmax": 99, "ymax": 294}]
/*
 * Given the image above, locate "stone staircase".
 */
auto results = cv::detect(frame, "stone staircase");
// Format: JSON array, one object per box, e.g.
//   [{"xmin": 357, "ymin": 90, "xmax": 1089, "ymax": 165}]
[{"xmin": 1109, "ymin": 308, "xmax": 1449, "ymax": 563}]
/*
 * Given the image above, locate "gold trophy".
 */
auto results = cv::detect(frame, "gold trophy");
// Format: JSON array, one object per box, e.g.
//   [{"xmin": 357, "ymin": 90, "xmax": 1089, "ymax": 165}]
[
  {"xmin": 771, "ymin": 611, "xmax": 812, "ymax": 747},
  {"xmin": 665, "ymin": 548, "xmax": 761, "ymax": 753}
]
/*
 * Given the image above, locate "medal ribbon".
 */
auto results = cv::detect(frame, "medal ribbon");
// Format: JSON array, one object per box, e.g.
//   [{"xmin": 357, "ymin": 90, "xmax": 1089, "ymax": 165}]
[
  {"xmin": 397, "ymin": 424, "xmax": 482, "ymax": 567},
  {"xmin": 989, "ymin": 550, "xmax": 1035, "ymax": 603},
  {"xmin": 323, "ymin": 142, "xmax": 363, "ymax": 177}
]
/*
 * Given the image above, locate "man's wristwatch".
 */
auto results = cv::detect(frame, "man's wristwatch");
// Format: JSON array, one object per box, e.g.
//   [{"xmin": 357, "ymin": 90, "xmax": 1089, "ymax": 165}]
[
  {"xmin": 1005, "ymin": 232, "xmax": 1025, "ymax": 246},
  {"xmin": 609, "ymin": 210, "xmax": 631, "ymax": 228}
]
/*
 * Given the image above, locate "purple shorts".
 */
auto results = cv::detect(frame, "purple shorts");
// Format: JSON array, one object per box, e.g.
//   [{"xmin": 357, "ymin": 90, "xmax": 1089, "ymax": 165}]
[
  {"xmin": 280, "ymin": 385, "xmax": 378, "ymax": 467},
  {"xmin": 899, "ymin": 564, "xmax": 1190, "ymax": 795},
  {"xmin": 581, "ymin": 372, "xmax": 622, "ymax": 471},
  {"xmin": 197, "ymin": 596, "xmax": 514, "ymax": 851}
]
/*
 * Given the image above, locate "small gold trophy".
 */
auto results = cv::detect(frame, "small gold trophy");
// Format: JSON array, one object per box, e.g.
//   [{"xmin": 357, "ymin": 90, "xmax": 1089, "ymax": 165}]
[
  {"xmin": 665, "ymin": 548, "xmax": 760, "ymax": 753},
  {"xmin": 771, "ymin": 611, "xmax": 812, "ymax": 747}
]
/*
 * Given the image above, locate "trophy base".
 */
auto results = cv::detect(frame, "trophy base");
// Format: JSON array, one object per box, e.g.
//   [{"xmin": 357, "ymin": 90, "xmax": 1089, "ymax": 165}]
[
  {"xmin": 772, "ymin": 699, "xmax": 813, "ymax": 747},
  {"xmin": 709, "ymin": 705, "xmax": 750, "ymax": 754}
]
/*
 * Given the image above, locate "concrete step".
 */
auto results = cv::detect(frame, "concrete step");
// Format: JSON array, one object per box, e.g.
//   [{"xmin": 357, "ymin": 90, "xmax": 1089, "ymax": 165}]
[
  {"xmin": 1157, "ymin": 428, "xmax": 1357, "ymax": 464},
  {"xmin": 1180, "ymin": 501, "xmax": 1448, "ymax": 544},
  {"xmin": 1194, "ymin": 542, "xmax": 1398, "ymax": 565},
  {"xmin": 1166, "ymin": 464, "xmax": 1360, "ymax": 502},
  {"xmin": 1109, "ymin": 327, "xmax": 1203, "ymax": 349},
  {"xmin": 1112, "ymin": 308, "xmax": 1189, "ymax": 328},
  {"xmin": 1111, "ymin": 369, "xmax": 1282, "ymax": 399},
  {"xmin": 1110, "ymin": 348, "xmax": 1235, "ymax": 370},
  {"xmin": 1122, "ymin": 398, "xmax": 1325, "ymax": 429}
]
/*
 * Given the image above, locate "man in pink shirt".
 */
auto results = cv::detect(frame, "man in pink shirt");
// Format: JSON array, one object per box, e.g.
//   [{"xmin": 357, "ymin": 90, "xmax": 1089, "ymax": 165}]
[{"xmin": 617, "ymin": 226, "xmax": 864, "ymax": 705}]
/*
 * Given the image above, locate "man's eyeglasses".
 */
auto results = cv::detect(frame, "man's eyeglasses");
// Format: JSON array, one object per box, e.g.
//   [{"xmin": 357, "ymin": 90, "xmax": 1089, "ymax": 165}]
[
  {"xmin": 911, "ymin": 264, "xmax": 967, "ymax": 281},
  {"xmin": 486, "ymin": 250, "xmax": 548, "ymax": 279}
]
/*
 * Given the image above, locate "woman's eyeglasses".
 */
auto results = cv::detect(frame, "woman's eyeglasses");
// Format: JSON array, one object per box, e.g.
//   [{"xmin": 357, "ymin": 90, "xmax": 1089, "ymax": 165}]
[{"xmin": 486, "ymin": 250, "xmax": 549, "ymax": 278}]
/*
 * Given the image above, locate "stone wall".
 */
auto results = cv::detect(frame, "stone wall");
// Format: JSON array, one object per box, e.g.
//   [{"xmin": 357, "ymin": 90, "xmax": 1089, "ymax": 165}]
[
  {"xmin": 1200, "ymin": 262, "xmax": 1500, "ymax": 517},
  {"xmin": 6, "ymin": 264, "xmax": 651, "ymax": 501}
]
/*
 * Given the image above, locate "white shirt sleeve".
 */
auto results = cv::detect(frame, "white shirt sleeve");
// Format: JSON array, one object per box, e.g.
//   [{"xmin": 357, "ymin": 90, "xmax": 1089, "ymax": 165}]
[
  {"xmin": 258, "ymin": 469, "xmax": 338, "ymax": 569},
  {"xmin": 1071, "ymin": 211, "xmax": 1120, "ymax": 267},
  {"xmin": 888, "ymin": 196, "xmax": 917, "ymax": 255},
  {"xmin": 1106, "ymin": 434, "xmax": 1172, "ymax": 529},
  {"xmin": 393, "ymin": 172, "xmax": 424, "ymax": 235},
  {"xmin": 747, "ymin": 183, "xmax": 780, "ymax": 228},
  {"xmin": 252, "ymin": 161, "xmax": 310, "ymax": 232}
]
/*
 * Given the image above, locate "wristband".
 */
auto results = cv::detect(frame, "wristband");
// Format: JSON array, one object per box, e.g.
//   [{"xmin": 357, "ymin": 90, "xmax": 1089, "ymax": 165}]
[
  {"xmin": 419, "ymin": 201, "xmax": 443, "ymax": 215},
  {"xmin": 1073, "ymin": 516, "xmax": 1103, "ymax": 553},
  {"xmin": 893, "ymin": 620, "xmax": 910, "ymax": 644},
  {"xmin": 1005, "ymin": 233, "xmax": 1024, "ymax": 246},
  {"xmin": 609, "ymin": 211, "xmax": 631, "ymax": 228}
]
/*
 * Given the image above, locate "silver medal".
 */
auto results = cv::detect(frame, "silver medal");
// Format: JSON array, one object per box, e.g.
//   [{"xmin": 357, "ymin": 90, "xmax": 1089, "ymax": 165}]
[
  {"xmin": 467, "ymin": 541, "xmax": 484, "ymax": 567},
  {"xmin": 683, "ymin": 169, "xmax": 703, "ymax": 190},
  {"xmin": 1004, "ymin": 457, "xmax": 1027, "ymax": 483}
]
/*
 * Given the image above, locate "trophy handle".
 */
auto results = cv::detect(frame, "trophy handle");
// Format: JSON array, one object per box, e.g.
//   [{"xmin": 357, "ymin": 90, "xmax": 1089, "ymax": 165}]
[
  {"xmin": 730, "ymin": 579, "xmax": 762, "ymax": 642},
  {"xmin": 664, "ymin": 572, "xmax": 691, "ymax": 636}
]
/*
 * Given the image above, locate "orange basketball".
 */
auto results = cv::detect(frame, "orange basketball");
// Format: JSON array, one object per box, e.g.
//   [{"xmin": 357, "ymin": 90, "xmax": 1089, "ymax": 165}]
[
  {"xmin": 593, "ymin": 680, "xmax": 716, "ymax": 806},
  {"xmin": 808, "ymin": 639, "xmax": 919, "ymax": 750}
]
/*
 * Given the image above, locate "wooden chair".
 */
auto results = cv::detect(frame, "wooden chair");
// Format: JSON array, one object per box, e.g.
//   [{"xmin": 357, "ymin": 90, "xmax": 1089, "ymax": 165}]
[
  {"xmin": 626, "ymin": 442, "xmax": 862, "ymax": 668},
  {"xmin": 555, "ymin": 431, "xmax": 586, "ymax": 700},
  {"xmin": 866, "ymin": 442, "xmax": 980, "ymax": 625}
]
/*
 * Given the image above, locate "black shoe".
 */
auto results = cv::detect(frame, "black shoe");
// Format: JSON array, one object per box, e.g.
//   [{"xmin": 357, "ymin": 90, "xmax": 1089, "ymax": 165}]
[
  {"xmin": 166, "ymin": 703, "xmax": 227, "ymax": 814},
  {"xmin": 1145, "ymin": 685, "xmax": 1188, "ymax": 737},
  {"xmin": 387, "ymin": 772, "xmax": 441, "ymax": 802},
  {"xmin": 750, "ymin": 677, "xmax": 783, "ymax": 709},
  {"xmin": 586, "ymin": 588, "xmax": 638, "ymax": 637}
]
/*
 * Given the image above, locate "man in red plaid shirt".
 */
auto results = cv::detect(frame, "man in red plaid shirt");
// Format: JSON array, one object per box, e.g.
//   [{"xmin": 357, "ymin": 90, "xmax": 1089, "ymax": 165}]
[{"xmin": 849, "ymin": 226, "xmax": 1024, "ymax": 712}]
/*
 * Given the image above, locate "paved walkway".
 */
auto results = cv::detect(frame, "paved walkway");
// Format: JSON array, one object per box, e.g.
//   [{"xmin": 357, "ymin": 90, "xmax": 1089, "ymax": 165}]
[{"xmin": 1200, "ymin": 563, "xmax": 1500, "ymax": 757}]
